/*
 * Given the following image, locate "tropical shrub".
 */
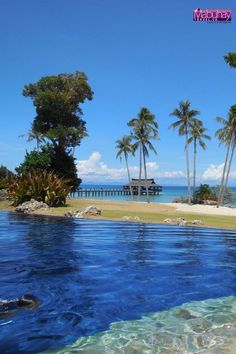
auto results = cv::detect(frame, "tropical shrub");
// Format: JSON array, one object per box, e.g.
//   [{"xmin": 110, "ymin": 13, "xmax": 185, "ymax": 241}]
[
  {"xmin": 7, "ymin": 170, "xmax": 72, "ymax": 207},
  {"xmin": 16, "ymin": 145, "xmax": 81, "ymax": 191},
  {"xmin": 0, "ymin": 165, "xmax": 14, "ymax": 189},
  {"xmin": 212, "ymin": 185, "xmax": 236, "ymax": 206},
  {"xmin": 193, "ymin": 184, "xmax": 217, "ymax": 204},
  {"xmin": 15, "ymin": 145, "xmax": 52, "ymax": 175}
]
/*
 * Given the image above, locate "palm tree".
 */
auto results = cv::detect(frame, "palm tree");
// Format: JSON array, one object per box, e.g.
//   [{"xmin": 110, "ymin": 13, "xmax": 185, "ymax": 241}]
[
  {"xmin": 188, "ymin": 121, "xmax": 211, "ymax": 196},
  {"xmin": 116, "ymin": 135, "xmax": 134, "ymax": 199},
  {"xmin": 128, "ymin": 108, "xmax": 158, "ymax": 202},
  {"xmin": 169, "ymin": 100, "xmax": 200, "ymax": 205},
  {"xmin": 216, "ymin": 105, "xmax": 236, "ymax": 207},
  {"xmin": 27, "ymin": 124, "xmax": 45, "ymax": 151},
  {"xmin": 224, "ymin": 52, "xmax": 236, "ymax": 68},
  {"xmin": 132, "ymin": 126, "xmax": 158, "ymax": 202}
]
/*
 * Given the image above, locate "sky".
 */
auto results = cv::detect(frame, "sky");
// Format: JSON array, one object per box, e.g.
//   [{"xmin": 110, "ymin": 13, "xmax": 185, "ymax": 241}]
[{"xmin": 1, "ymin": 0, "xmax": 236, "ymax": 185}]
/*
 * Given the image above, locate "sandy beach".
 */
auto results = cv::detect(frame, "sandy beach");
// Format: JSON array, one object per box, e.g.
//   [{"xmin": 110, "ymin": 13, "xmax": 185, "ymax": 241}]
[{"xmin": 164, "ymin": 202, "xmax": 236, "ymax": 216}]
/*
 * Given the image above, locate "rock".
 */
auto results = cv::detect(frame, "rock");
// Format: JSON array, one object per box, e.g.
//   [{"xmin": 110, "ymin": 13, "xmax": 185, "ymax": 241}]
[
  {"xmin": 176, "ymin": 309, "xmax": 197, "ymax": 320},
  {"xmin": 64, "ymin": 206, "xmax": 101, "ymax": 218},
  {"xmin": 192, "ymin": 219, "xmax": 203, "ymax": 225},
  {"xmin": 176, "ymin": 217, "xmax": 187, "ymax": 226},
  {"xmin": 163, "ymin": 218, "xmax": 172, "ymax": 224},
  {"xmin": 121, "ymin": 216, "xmax": 140, "ymax": 222},
  {"xmin": 64, "ymin": 210, "xmax": 78, "ymax": 218},
  {"xmin": 203, "ymin": 199, "xmax": 217, "ymax": 206},
  {"xmin": 74, "ymin": 211, "xmax": 85, "ymax": 218},
  {"xmin": 163, "ymin": 217, "xmax": 203, "ymax": 226},
  {"xmin": 82, "ymin": 205, "xmax": 101, "ymax": 216},
  {"xmin": 15, "ymin": 199, "xmax": 49, "ymax": 213},
  {"xmin": 172, "ymin": 196, "xmax": 190, "ymax": 204}
]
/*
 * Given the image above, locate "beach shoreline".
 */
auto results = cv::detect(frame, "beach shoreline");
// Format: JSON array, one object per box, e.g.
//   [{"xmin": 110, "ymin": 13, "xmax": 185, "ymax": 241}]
[{"xmin": 161, "ymin": 202, "xmax": 236, "ymax": 216}]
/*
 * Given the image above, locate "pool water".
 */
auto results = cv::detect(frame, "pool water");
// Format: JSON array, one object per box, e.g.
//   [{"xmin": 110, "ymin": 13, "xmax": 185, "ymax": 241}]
[{"xmin": 0, "ymin": 211, "xmax": 236, "ymax": 353}]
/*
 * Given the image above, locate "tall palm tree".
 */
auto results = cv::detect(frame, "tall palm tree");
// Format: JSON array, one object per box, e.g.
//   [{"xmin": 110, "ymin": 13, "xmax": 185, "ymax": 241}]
[
  {"xmin": 216, "ymin": 105, "xmax": 236, "ymax": 207},
  {"xmin": 116, "ymin": 135, "xmax": 134, "ymax": 199},
  {"xmin": 216, "ymin": 117, "xmax": 232, "ymax": 207},
  {"xmin": 188, "ymin": 121, "xmax": 211, "ymax": 196},
  {"xmin": 132, "ymin": 126, "xmax": 158, "ymax": 202},
  {"xmin": 128, "ymin": 108, "xmax": 158, "ymax": 202},
  {"xmin": 169, "ymin": 100, "xmax": 200, "ymax": 205}
]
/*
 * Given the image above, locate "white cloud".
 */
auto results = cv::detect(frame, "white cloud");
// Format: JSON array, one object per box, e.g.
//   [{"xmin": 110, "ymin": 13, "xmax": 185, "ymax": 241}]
[
  {"xmin": 202, "ymin": 163, "xmax": 236, "ymax": 181},
  {"xmin": 202, "ymin": 163, "xmax": 224, "ymax": 181},
  {"xmin": 76, "ymin": 152, "xmax": 185, "ymax": 182}
]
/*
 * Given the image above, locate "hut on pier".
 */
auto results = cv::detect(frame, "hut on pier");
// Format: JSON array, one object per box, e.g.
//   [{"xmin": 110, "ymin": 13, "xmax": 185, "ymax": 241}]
[{"xmin": 123, "ymin": 178, "xmax": 162, "ymax": 195}]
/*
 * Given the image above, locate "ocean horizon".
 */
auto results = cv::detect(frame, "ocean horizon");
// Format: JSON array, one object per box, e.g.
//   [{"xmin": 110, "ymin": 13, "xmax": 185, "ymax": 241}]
[{"xmin": 79, "ymin": 184, "xmax": 236, "ymax": 205}]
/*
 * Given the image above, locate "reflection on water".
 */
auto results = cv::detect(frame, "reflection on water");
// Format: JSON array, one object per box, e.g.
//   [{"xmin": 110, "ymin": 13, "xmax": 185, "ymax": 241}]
[
  {"xmin": 51, "ymin": 296, "xmax": 236, "ymax": 354},
  {"xmin": 1, "ymin": 212, "xmax": 236, "ymax": 353}
]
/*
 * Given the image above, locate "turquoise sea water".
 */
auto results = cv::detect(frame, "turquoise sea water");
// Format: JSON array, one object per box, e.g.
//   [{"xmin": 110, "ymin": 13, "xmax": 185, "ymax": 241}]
[{"xmin": 79, "ymin": 185, "xmax": 236, "ymax": 205}]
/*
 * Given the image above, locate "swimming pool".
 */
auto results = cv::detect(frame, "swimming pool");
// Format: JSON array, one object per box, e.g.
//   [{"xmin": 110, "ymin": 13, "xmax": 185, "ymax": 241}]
[{"xmin": 0, "ymin": 211, "xmax": 236, "ymax": 353}]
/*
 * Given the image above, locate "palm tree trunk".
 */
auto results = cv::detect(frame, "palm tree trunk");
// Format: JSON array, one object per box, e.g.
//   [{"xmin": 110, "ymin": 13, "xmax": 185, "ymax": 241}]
[
  {"xmin": 193, "ymin": 138, "xmax": 197, "ymax": 197},
  {"xmin": 125, "ymin": 153, "xmax": 133, "ymax": 200},
  {"xmin": 185, "ymin": 129, "xmax": 191, "ymax": 205},
  {"xmin": 217, "ymin": 142, "xmax": 231, "ymax": 208},
  {"xmin": 220, "ymin": 138, "xmax": 235, "ymax": 206},
  {"xmin": 36, "ymin": 137, "xmax": 39, "ymax": 151},
  {"xmin": 143, "ymin": 146, "xmax": 150, "ymax": 203},
  {"xmin": 138, "ymin": 144, "xmax": 142, "ymax": 200}
]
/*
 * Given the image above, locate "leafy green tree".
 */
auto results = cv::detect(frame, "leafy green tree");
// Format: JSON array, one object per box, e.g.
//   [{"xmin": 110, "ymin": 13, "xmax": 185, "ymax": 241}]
[
  {"xmin": 16, "ymin": 145, "xmax": 52, "ymax": 175},
  {"xmin": 50, "ymin": 146, "xmax": 81, "ymax": 190},
  {"xmin": 224, "ymin": 52, "xmax": 236, "ymax": 68},
  {"xmin": 16, "ymin": 145, "xmax": 81, "ymax": 190},
  {"xmin": 169, "ymin": 100, "xmax": 200, "ymax": 205},
  {"xmin": 22, "ymin": 71, "xmax": 93, "ymax": 190},
  {"xmin": 23, "ymin": 71, "xmax": 93, "ymax": 152},
  {"xmin": 187, "ymin": 120, "xmax": 211, "ymax": 195},
  {"xmin": 215, "ymin": 105, "xmax": 236, "ymax": 207},
  {"xmin": 116, "ymin": 135, "xmax": 134, "ymax": 198},
  {"xmin": 128, "ymin": 107, "xmax": 158, "ymax": 202}
]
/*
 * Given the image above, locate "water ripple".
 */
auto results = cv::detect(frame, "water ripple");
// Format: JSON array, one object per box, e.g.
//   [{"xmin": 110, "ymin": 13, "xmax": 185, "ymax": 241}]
[{"xmin": 1, "ymin": 212, "xmax": 236, "ymax": 353}]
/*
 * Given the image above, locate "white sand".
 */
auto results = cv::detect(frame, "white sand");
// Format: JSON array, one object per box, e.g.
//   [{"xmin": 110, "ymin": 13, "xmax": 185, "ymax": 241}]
[{"xmin": 163, "ymin": 203, "xmax": 236, "ymax": 216}]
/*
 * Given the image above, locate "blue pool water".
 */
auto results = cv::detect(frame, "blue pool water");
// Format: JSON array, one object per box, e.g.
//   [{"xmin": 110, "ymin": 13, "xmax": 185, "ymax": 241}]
[{"xmin": 1, "ymin": 211, "xmax": 236, "ymax": 353}]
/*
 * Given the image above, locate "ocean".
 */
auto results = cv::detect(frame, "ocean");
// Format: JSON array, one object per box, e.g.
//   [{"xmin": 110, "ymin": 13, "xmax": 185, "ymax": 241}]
[{"xmin": 78, "ymin": 184, "xmax": 236, "ymax": 205}]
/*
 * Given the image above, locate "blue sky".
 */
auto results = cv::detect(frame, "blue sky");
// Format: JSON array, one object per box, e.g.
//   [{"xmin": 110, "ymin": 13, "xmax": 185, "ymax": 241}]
[{"xmin": 1, "ymin": 0, "xmax": 236, "ymax": 185}]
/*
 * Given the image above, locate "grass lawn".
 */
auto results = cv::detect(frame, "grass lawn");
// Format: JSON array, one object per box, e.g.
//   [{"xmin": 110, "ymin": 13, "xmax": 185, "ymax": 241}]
[{"xmin": 1, "ymin": 198, "xmax": 236, "ymax": 230}]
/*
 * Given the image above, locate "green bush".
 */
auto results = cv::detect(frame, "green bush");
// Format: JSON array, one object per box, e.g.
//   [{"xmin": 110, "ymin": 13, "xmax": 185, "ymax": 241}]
[
  {"xmin": 7, "ymin": 170, "xmax": 72, "ymax": 207},
  {"xmin": 212, "ymin": 185, "xmax": 236, "ymax": 206},
  {"xmin": 193, "ymin": 184, "xmax": 217, "ymax": 204},
  {"xmin": 0, "ymin": 165, "xmax": 14, "ymax": 189},
  {"xmin": 15, "ymin": 145, "xmax": 52, "ymax": 175},
  {"xmin": 16, "ymin": 145, "xmax": 81, "ymax": 191}
]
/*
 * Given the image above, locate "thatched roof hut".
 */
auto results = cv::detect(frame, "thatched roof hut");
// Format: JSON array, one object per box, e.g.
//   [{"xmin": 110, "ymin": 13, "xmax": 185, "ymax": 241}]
[{"xmin": 123, "ymin": 178, "xmax": 162, "ymax": 195}]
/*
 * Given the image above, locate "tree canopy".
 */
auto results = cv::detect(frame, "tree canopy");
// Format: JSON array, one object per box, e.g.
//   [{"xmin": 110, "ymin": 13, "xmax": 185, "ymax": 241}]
[
  {"xmin": 21, "ymin": 71, "xmax": 93, "ymax": 190},
  {"xmin": 224, "ymin": 52, "xmax": 236, "ymax": 68},
  {"xmin": 23, "ymin": 71, "xmax": 93, "ymax": 152}
]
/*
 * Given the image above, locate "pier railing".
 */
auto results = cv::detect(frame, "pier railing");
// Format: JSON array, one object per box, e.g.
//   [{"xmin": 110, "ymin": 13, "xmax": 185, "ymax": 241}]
[{"xmin": 70, "ymin": 188, "xmax": 161, "ymax": 197}]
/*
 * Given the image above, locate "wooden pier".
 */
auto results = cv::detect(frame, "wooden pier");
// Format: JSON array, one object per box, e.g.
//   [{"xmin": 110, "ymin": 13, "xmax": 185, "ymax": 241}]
[
  {"xmin": 71, "ymin": 188, "xmax": 131, "ymax": 198},
  {"xmin": 71, "ymin": 187, "xmax": 161, "ymax": 198}
]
